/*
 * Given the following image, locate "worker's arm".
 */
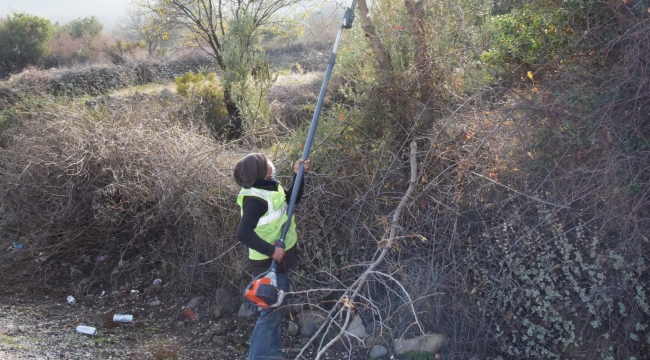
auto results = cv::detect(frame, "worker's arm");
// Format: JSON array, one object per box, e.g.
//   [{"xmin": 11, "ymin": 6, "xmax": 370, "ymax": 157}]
[{"xmin": 236, "ymin": 199, "xmax": 276, "ymax": 258}]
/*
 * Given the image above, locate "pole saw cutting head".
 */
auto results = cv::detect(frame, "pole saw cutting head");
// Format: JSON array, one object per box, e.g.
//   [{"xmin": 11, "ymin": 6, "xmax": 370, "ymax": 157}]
[{"xmin": 245, "ymin": 270, "xmax": 285, "ymax": 309}]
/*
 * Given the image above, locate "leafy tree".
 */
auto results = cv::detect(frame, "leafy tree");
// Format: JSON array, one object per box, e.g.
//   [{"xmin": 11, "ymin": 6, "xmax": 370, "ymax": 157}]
[
  {"xmin": 0, "ymin": 13, "xmax": 55, "ymax": 72},
  {"xmin": 126, "ymin": 5, "xmax": 174, "ymax": 55},
  {"xmin": 135, "ymin": 0, "xmax": 304, "ymax": 138},
  {"xmin": 65, "ymin": 16, "xmax": 103, "ymax": 38}
]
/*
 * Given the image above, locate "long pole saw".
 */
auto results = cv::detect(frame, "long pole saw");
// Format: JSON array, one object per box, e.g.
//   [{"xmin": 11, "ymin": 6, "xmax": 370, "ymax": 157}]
[{"xmin": 245, "ymin": 0, "xmax": 358, "ymax": 309}]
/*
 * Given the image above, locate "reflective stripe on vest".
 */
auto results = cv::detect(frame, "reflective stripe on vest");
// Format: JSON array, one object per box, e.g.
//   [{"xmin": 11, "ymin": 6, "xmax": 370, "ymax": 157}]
[
  {"xmin": 238, "ymin": 187, "xmax": 288, "ymax": 227},
  {"xmin": 237, "ymin": 184, "xmax": 298, "ymax": 260}
]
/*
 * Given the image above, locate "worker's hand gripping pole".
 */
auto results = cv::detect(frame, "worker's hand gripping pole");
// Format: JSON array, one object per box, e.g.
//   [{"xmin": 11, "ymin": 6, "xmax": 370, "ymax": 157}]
[
  {"xmin": 246, "ymin": 1, "xmax": 357, "ymax": 309},
  {"xmin": 270, "ymin": 0, "xmax": 357, "ymax": 271}
]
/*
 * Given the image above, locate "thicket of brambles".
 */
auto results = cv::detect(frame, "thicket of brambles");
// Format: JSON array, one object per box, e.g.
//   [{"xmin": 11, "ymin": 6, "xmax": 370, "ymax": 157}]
[{"xmin": 0, "ymin": 0, "xmax": 648, "ymax": 358}]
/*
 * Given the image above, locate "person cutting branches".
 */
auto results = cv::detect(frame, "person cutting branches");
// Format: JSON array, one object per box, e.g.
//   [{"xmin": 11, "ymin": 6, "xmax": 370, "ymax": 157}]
[
  {"xmin": 233, "ymin": 153, "xmax": 310, "ymax": 360},
  {"xmin": 232, "ymin": 3, "xmax": 356, "ymax": 358}
]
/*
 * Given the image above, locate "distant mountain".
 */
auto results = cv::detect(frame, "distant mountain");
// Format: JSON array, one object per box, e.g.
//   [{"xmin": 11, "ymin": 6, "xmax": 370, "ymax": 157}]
[{"xmin": 0, "ymin": 0, "xmax": 131, "ymax": 30}]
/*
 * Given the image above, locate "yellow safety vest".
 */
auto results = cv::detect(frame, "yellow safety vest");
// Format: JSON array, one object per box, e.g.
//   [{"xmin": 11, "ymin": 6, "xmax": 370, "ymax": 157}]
[{"xmin": 237, "ymin": 185, "xmax": 298, "ymax": 260}]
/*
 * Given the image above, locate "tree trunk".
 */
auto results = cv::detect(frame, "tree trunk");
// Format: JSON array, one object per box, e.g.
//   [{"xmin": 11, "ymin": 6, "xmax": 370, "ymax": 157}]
[
  {"xmin": 223, "ymin": 86, "xmax": 243, "ymax": 139},
  {"xmin": 404, "ymin": 0, "xmax": 434, "ymax": 126},
  {"xmin": 357, "ymin": 0, "xmax": 392, "ymax": 79}
]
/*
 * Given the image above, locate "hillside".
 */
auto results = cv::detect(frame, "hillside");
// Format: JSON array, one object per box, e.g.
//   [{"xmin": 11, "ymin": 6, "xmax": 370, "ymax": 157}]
[{"xmin": 1, "ymin": 1, "xmax": 649, "ymax": 359}]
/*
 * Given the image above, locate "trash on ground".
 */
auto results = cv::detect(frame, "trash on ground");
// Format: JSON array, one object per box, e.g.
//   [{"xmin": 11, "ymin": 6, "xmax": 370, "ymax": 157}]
[
  {"xmin": 130, "ymin": 289, "xmax": 140, "ymax": 295},
  {"xmin": 96, "ymin": 255, "xmax": 108, "ymax": 262},
  {"xmin": 75, "ymin": 325, "xmax": 97, "ymax": 335},
  {"xmin": 153, "ymin": 278, "xmax": 162, "ymax": 286},
  {"xmin": 113, "ymin": 314, "xmax": 133, "ymax": 323},
  {"xmin": 12, "ymin": 243, "xmax": 24, "ymax": 249},
  {"xmin": 67, "ymin": 295, "xmax": 76, "ymax": 305},
  {"xmin": 182, "ymin": 308, "xmax": 198, "ymax": 320}
]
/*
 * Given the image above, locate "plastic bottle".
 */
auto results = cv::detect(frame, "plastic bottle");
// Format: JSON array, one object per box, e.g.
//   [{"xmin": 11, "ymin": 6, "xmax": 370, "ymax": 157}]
[
  {"xmin": 76, "ymin": 325, "xmax": 97, "ymax": 335},
  {"xmin": 113, "ymin": 314, "xmax": 133, "ymax": 323}
]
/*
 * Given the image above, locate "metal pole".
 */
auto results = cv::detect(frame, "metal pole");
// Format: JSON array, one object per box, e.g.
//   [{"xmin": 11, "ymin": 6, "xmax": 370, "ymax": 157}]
[{"xmin": 269, "ymin": 0, "xmax": 357, "ymax": 272}]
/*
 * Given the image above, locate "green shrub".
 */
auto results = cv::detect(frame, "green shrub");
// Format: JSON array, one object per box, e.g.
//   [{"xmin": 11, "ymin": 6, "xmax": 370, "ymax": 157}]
[
  {"xmin": 0, "ymin": 13, "xmax": 55, "ymax": 72},
  {"xmin": 174, "ymin": 71, "xmax": 230, "ymax": 137},
  {"xmin": 480, "ymin": 4, "xmax": 575, "ymax": 77},
  {"xmin": 64, "ymin": 16, "xmax": 103, "ymax": 39},
  {"xmin": 472, "ymin": 204, "xmax": 650, "ymax": 359}
]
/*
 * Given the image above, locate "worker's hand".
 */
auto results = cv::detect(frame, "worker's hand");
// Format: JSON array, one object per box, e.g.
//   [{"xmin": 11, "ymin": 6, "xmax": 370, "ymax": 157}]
[
  {"xmin": 294, "ymin": 158, "xmax": 310, "ymax": 174},
  {"xmin": 272, "ymin": 247, "xmax": 286, "ymax": 262}
]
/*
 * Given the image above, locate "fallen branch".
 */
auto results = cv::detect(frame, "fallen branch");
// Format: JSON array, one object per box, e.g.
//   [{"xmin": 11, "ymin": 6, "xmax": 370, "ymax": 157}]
[{"xmin": 296, "ymin": 141, "xmax": 422, "ymax": 360}]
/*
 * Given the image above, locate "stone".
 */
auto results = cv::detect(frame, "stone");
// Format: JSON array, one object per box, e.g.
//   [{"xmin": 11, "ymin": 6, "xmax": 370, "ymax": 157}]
[
  {"xmin": 158, "ymin": 88, "xmax": 173, "ymax": 98},
  {"xmin": 175, "ymin": 321, "xmax": 184, "ymax": 328},
  {"xmin": 288, "ymin": 321, "xmax": 299, "ymax": 336},
  {"xmin": 300, "ymin": 322, "xmax": 320, "ymax": 337},
  {"xmin": 186, "ymin": 296, "xmax": 206, "ymax": 309},
  {"xmin": 237, "ymin": 303, "xmax": 258, "ymax": 318},
  {"xmin": 347, "ymin": 315, "xmax": 368, "ymax": 339},
  {"xmin": 212, "ymin": 288, "xmax": 240, "ymax": 319},
  {"xmin": 393, "ymin": 333, "xmax": 447, "ymax": 355},
  {"xmin": 149, "ymin": 299, "xmax": 162, "ymax": 306},
  {"xmin": 212, "ymin": 336, "xmax": 226, "ymax": 346},
  {"xmin": 369, "ymin": 345, "xmax": 389, "ymax": 358},
  {"xmin": 297, "ymin": 309, "xmax": 327, "ymax": 337}
]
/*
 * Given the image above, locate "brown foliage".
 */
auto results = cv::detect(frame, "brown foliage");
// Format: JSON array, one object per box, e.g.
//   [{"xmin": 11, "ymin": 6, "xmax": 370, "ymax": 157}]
[{"xmin": 0, "ymin": 94, "xmax": 248, "ymax": 294}]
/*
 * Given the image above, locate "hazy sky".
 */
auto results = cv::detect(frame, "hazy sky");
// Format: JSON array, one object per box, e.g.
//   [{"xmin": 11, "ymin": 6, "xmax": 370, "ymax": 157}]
[{"xmin": 0, "ymin": 0, "xmax": 132, "ymax": 30}]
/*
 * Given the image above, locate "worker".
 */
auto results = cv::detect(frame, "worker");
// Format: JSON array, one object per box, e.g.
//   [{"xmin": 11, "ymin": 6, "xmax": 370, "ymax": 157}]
[{"xmin": 233, "ymin": 153, "xmax": 310, "ymax": 360}]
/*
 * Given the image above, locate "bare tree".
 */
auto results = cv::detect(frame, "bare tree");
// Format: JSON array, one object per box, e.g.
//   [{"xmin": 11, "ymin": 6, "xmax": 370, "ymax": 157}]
[
  {"xmin": 126, "ymin": 4, "xmax": 176, "ymax": 55},
  {"xmin": 134, "ymin": 0, "xmax": 304, "ymax": 136},
  {"xmin": 357, "ymin": 0, "xmax": 391, "ymax": 79},
  {"xmin": 404, "ymin": 0, "xmax": 434, "ymax": 126}
]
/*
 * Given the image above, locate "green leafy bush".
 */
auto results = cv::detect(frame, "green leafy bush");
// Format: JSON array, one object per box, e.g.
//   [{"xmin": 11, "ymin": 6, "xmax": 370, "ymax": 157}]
[
  {"xmin": 64, "ymin": 16, "xmax": 103, "ymax": 39},
  {"xmin": 472, "ymin": 204, "xmax": 650, "ymax": 359},
  {"xmin": 174, "ymin": 71, "xmax": 230, "ymax": 137},
  {"xmin": 0, "ymin": 13, "xmax": 55, "ymax": 72},
  {"xmin": 480, "ymin": 4, "xmax": 575, "ymax": 77}
]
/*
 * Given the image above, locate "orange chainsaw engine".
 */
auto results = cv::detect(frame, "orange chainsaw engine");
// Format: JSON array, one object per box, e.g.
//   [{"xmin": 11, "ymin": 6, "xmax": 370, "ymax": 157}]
[{"xmin": 245, "ymin": 271, "xmax": 283, "ymax": 309}]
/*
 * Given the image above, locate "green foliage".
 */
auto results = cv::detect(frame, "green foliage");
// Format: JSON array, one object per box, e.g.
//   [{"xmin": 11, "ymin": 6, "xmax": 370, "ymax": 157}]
[
  {"xmin": 174, "ymin": 71, "xmax": 229, "ymax": 137},
  {"xmin": 64, "ymin": 16, "xmax": 103, "ymax": 39},
  {"xmin": 0, "ymin": 13, "xmax": 55, "ymax": 72},
  {"xmin": 221, "ymin": 12, "xmax": 276, "ymax": 144},
  {"xmin": 480, "ymin": 4, "xmax": 575, "ymax": 76},
  {"xmin": 472, "ymin": 205, "xmax": 650, "ymax": 359}
]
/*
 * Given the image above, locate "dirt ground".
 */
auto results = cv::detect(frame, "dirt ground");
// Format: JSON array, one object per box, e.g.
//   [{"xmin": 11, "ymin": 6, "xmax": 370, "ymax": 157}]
[{"xmin": 0, "ymin": 288, "xmax": 363, "ymax": 360}]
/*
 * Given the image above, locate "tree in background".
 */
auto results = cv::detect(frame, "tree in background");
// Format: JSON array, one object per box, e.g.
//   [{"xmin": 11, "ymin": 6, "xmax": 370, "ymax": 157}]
[
  {"xmin": 0, "ymin": 13, "xmax": 55, "ymax": 72},
  {"xmin": 65, "ymin": 16, "xmax": 104, "ymax": 39},
  {"xmin": 126, "ymin": 4, "xmax": 175, "ymax": 55},
  {"xmin": 134, "ymin": 0, "xmax": 304, "ymax": 138}
]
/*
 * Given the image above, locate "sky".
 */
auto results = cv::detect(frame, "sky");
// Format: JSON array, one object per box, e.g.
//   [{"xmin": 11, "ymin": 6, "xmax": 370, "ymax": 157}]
[
  {"xmin": 0, "ymin": 0, "xmax": 133, "ymax": 30},
  {"xmin": 0, "ymin": 0, "xmax": 351, "ymax": 32}
]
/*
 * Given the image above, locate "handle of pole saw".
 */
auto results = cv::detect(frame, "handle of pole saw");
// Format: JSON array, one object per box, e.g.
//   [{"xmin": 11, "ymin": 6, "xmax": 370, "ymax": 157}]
[
  {"xmin": 269, "ymin": 240, "xmax": 285, "ymax": 272},
  {"xmin": 269, "ymin": 0, "xmax": 356, "ymax": 273}
]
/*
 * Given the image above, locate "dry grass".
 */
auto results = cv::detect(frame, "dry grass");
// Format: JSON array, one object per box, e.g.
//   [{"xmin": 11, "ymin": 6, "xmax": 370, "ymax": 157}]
[{"xmin": 0, "ymin": 93, "xmax": 250, "ymax": 294}]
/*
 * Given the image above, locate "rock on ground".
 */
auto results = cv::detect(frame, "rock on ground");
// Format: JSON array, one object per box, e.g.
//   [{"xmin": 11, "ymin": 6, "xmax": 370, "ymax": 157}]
[
  {"xmin": 212, "ymin": 288, "xmax": 240, "ymax": 319},
  {"xmin": 369, "ymin": 345, "xmax": 389, "ymax": 358},
  {"xmin": 393, "ymin": 333, "xmax": 447, "ymax": 355}
]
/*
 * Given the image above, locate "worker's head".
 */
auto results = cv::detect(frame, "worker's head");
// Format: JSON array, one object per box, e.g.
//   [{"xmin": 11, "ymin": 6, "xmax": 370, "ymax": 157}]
[{"xmin": 234, "ymin": 153, "xmax": 274, "ymax": 188}]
